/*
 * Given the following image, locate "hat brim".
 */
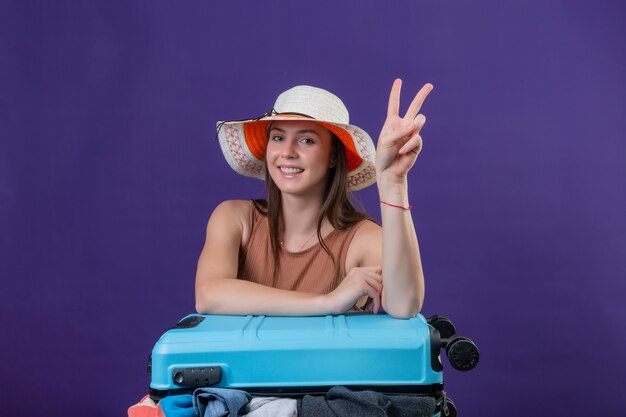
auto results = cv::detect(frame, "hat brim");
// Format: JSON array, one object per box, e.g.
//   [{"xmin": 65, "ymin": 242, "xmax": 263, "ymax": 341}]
[{"xmin": 217, "ymin": 114, "xmax": 376, "ymax": 191}]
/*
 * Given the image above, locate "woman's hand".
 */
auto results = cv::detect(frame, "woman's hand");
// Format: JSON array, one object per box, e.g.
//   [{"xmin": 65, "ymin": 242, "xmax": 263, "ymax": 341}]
[
  {"xmin": 375, "ymin": 79, "xmax": 433, "ymax": 185},
  {"xmin": 325, "ymin": 266, "xmax": 383, "ymax": 315}
]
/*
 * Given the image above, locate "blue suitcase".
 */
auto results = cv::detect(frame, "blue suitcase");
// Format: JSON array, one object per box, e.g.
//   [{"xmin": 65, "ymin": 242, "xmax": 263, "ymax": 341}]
[{"xmin": 148, "ymin": 313, "xmax": 478, "ymax": 416}]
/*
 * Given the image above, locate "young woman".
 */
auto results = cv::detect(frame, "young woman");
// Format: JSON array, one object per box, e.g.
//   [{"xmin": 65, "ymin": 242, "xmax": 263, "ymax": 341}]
[{"xmin": 195, "ymin": 80, "xmax": 433, "ymax": 318}]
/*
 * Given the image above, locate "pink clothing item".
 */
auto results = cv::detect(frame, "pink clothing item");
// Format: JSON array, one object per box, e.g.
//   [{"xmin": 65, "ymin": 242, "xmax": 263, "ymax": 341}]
[{"xmin": 128, "ymin": 395, "xmax": 166, "ymax": 417}]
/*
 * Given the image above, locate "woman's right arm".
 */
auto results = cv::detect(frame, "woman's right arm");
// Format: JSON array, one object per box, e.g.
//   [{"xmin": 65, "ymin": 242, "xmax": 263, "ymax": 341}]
[{"xmin": 194, "ymin": 200, "xmax": 382, "ymax": 316}]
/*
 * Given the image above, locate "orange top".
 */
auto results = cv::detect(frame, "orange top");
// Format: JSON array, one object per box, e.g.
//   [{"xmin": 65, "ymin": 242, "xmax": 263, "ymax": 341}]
[{"xmin": 238, "ymin": 202, "xmax": 368, "ymax": 294}]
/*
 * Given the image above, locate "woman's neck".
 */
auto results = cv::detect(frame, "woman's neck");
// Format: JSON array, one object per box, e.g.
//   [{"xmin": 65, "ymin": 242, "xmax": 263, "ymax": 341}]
[{"xmin": 280, "ymin": 194, "xmax": 327, "ymax": 238}]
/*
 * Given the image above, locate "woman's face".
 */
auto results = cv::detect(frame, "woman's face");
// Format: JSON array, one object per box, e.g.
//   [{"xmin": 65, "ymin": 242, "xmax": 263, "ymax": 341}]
[{"xmin": 265, "ymin": 120, "xmax": 335, "ymax": 198}]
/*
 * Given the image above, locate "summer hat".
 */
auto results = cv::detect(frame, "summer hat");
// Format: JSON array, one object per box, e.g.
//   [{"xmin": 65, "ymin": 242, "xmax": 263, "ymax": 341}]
[{"xmin": 216, "ymin": 85, "xmax": 377, "ymax": 191}]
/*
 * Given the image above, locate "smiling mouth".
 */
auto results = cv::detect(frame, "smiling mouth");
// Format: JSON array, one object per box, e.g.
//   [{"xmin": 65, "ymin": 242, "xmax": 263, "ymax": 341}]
[{"xmin": 280, "ymin": 167, "xmax": 304, "ymax": 174}]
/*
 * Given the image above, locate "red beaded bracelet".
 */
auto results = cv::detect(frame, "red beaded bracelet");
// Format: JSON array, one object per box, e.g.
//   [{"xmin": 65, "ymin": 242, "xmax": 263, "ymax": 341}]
[{"xmin": 380, "ymin": 200, "xmax": 412, "ymax": 210}]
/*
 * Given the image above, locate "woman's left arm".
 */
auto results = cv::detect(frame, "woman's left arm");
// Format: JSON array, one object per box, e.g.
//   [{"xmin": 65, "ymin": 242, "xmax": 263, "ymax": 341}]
[{"xmin": 374, "ymin": 79, "xmax": 433, "ymax": 318}]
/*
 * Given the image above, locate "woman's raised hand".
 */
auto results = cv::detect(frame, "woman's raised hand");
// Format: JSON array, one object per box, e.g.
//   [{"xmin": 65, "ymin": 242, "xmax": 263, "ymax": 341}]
[
  {"xmin": 375, "ymin": 79, "xmax": 433, "ymax": 184},
  {"xmin": 325, "ymin": 266, "xmax": 383, "ymax": 315}
]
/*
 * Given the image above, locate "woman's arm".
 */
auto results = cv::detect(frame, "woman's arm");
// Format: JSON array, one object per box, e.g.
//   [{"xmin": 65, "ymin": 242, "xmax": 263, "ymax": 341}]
[
  {"xmin": 195, "ymin": 200, "xmax": 382, "ymax": 316},
  {"xmin": 347, "ymin": 214, "xmax": 423, "ymax": 319},
  {"xmin": 368, "ymin": 79, "xmax": 433, "ymax": 318}
]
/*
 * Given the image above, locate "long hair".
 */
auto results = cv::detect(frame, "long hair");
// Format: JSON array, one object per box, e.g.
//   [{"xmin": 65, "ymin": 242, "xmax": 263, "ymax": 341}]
[{"xmin": 252, "ymin": 132, "xmax": 373, "ymax": 285}]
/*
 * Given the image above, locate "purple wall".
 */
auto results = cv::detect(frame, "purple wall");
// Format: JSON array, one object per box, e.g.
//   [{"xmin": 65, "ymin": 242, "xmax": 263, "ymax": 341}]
[{"xmin": 2, "ymin": 1, "xmax": 625, "ymax": 415}]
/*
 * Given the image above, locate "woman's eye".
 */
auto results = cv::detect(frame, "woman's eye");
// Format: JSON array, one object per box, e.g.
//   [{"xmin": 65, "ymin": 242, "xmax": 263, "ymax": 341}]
[
  {"xmin": 300, "ymin": 137, "xmax": 314, "ymax": 145},
  {"xmin": 271, "ymin": 135, "xmax": 283, "ymax": 142}
]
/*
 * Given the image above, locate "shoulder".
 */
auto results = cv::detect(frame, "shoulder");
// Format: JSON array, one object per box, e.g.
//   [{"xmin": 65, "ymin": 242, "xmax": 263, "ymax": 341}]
[
  {"xmin": 345, "ymin": 220, "xmax": 382, "ymax": 271},
  {"xmin": 350, "ymin": 220, "xmax": 382, "ymax": 255},
  {"xmin": 209, "ymin": 199, "xmax": 251, "ymax": 223},
  {"xmin": 206, "ymin": 200, "xmax": 254, "ymax": 238},
  {"xmin": 352, "ymin": 219, "xmax": 381, "ymax": 237},
  {"xmin": 213, "ymin": 199, "xmax": 253, "ymax": 216}
]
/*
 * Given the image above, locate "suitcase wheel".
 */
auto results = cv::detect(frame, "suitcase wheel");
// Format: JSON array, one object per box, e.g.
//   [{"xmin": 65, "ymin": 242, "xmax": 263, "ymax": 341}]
[
  {"xmin": 442, "ymin": 396, "xmax": 457, "ymax": 417},
  {"xmin": 445, "ymin": 336, "xmax": 480, "ymax": 371},
  {"xmin": 427, "ymin": 315, "xmax": 457, "ymax": 339}
]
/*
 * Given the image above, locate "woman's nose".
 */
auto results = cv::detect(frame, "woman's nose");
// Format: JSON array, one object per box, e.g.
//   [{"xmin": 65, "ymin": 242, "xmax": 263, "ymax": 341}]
[{"xmin": 281, "ymin": 140, "xmax": 297, "ymax": 158}]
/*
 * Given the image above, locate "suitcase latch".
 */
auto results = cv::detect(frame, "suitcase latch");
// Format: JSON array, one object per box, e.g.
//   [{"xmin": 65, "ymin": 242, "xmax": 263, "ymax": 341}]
[{"xmin": 172, "ymin": 367, "xmax": 222, "ymax": 388}]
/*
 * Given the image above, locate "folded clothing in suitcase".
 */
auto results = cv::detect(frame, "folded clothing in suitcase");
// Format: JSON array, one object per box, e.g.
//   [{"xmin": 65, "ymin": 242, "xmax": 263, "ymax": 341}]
[{"xmin": 149, "ymin": 313, "xmax": 445, "ymax": 401}]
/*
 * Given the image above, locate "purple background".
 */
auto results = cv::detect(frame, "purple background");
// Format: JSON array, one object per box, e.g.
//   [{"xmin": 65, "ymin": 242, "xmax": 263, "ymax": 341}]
[{"xmin": 2, "ymin": 1, "xmax": 625, "ymax": 416}]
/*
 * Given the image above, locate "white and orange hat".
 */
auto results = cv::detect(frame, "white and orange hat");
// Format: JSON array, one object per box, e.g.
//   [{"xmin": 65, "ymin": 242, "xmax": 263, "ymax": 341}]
[{"xmin": 216, "ymin": 85, "xmax": 377, "ymax": 191}]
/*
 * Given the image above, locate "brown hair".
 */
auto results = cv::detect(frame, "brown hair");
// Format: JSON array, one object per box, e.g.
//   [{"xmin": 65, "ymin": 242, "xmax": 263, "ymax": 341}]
[{"xmin": 252, "ymin": 132, "xmax": 373, "ymax": 285}]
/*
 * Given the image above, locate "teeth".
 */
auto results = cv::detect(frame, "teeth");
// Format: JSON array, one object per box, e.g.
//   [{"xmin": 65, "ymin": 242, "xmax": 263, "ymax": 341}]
[{"xmin": 280, "ymin": 167, "xmax": 304, "ymax": 174}]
